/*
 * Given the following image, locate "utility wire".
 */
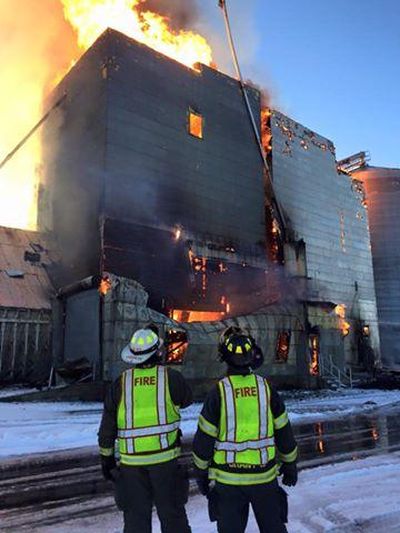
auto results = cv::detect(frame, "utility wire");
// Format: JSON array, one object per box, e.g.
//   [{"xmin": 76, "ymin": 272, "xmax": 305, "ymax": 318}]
[
  {"xmin": 218, "ymin": 0, "xmax": 286, "ymax": 233},
  {"xmin": 0, "ymin": 94, "xmax": 67, "ymax": 171}
]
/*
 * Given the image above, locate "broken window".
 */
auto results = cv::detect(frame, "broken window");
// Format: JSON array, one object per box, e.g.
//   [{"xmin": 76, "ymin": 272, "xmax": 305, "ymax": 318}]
[
  {"xmin": 24, "ymin": 250, "xmax": 41, "ymax": 263},
  {"xmin": 265, "ymin": 206, "xmax": 284, "ymax": 264},
  {"xmin": 171, "ymin": 309, "xmax": 225, "ymax": 323},
  {"xmin": 165, "ymin": 330, "xmax": 188, "ymax": 365},
  {"xmin": 188, "ymin": 110, "xmax": 203, "ymax": 139},
  {"xmin": 362, "ymin": 325, "xmax": 370, "ymax": 337},
  {"xmin": 275, "ymin": 331, "xmax": 291, "ymax": 363},
  {"xmin": 309, "ymin": 334, "xmax": 320, "ymax": 376}
]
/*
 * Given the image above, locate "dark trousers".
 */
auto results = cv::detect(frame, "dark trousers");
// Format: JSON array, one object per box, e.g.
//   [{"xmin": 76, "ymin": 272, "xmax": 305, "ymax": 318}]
[
  {"xmin": 214, "ymin": 479, "xmax": 288, "ymax": 533},
  {"xmin": 117, "ymin": 459, "xmax": 191, "ymax": 533}
]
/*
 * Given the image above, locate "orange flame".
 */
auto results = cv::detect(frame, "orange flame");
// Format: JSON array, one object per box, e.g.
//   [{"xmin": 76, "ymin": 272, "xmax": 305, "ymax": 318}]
[
  {"xmin": 61, "ymin": 0, "xmax": 213, "ymax": 69},
  {"xmin": 309, "ymin": 334, "xmax": 320, "ymax": 376},
  {"xmin": 99, "ymin": 276, "xmax": 112, "ymax": 295},
  {"xmin": 0, "ymin": 1, "xmax": 212, "ymax": 230},
  {"xmin": 171, "ymin": 309, "xmax": 225, "ymax": 323},
  {"xmin": 334, "ymin": 304, "xmax": 351, "ymax": 336}
]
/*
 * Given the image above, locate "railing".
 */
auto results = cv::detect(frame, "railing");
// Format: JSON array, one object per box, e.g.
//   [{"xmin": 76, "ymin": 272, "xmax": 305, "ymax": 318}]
[{"xmin": 319, "ymin": 352, "xmax": 353, "ymax": 388}]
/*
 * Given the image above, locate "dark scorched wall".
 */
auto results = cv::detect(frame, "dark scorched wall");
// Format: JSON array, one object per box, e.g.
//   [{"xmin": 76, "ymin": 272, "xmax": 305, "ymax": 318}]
[{"xmin": 39, "ymin": 29, "xmax": 266, "ymax": 312}]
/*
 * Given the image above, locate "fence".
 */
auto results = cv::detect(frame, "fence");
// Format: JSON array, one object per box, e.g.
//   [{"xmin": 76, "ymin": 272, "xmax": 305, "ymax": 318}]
[{"xmin": 0, "ymin": 308, "xmax": 52, "ymax": 384}]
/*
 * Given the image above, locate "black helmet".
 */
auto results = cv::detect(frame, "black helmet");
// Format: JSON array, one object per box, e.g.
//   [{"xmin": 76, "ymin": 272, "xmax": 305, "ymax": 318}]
[
  {"xmin": 218, "ymin": 328, "xmax": 255, "ymax": 368},
  {"xmin": 250, "ymin": 343, "xmax": 264, "ymax": 370}
]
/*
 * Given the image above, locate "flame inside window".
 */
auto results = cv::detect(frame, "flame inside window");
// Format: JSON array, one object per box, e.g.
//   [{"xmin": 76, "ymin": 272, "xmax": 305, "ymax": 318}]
[
  {"xmin": 275, "ymin": 331, "xmax": 291, "ymax": 363},
  {"xmin": 189, "ymin": 110, "xmax": 203, "ymax": 139},
  {"xmin": 171, "ymin": 309, "xmax": 225, "ymax": 323},
  {"xmin": 165, "ymin": 330, "xmax": 188, "ymax": 365},
  {"xmin": 309, "ymin": 334, "xmax": 320, "ymax": 376}
]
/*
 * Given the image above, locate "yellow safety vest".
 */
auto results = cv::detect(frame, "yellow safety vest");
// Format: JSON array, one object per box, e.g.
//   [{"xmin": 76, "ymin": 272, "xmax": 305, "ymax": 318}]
[
  {"xmin": 210, "ymin": 374, "xmax": 276, "ymax": 484},
  {"xmin": 117, "ymin": 366, "xmax": 181, "ymax": 466}
]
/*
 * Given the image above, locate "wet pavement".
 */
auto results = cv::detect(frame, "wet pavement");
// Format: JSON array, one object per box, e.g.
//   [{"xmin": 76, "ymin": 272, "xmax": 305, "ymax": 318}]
[{"xmin": 294, "ymin": 403, "xmax": 400, "ymax": 466}]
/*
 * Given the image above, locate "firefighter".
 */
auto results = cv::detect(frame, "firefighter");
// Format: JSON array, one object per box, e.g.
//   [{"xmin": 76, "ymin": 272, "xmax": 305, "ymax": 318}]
[
  {"xmin": 192, "ymin": 328, "xmax": 298, "ymax": 533},
  {"xmin": 98, "ymin": 326, "xmax": 192, "ymax": 533}
]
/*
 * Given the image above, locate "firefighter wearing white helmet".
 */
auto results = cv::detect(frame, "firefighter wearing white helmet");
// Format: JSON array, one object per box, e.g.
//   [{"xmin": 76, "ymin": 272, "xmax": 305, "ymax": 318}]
[
  {"xmin": 120, "ymin": 327, "xmax": 162, "ymax": 365},
  {"xmin": 98, "ymin": 325, "xmax": 192, "ymax": 533}
]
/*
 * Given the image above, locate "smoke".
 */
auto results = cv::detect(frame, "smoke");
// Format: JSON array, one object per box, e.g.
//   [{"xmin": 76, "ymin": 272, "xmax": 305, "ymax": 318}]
[
  {"xmin": 195, "ymin": 0, "xmax": 279, "ymax": 108},
  {"xmin": 138, "ymin": 0, "xmax": 199, "ymax": 30},
  {"xmin": 245, "ymin": 79, "xmax": 272, "ymax": 109},
  {"xmin": 0, "ymin": 0, "xmax": 78, "ymax": 229}
]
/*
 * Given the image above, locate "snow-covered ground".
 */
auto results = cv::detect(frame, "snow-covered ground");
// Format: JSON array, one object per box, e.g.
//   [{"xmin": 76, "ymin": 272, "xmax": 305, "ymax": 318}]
[
  {"xmin": 26, "ymin": 453, "xmax": 400, "ymax": 532},
  {"xmin": 0, "ymin": 388, "xmax": 399, "ymax": 457}
]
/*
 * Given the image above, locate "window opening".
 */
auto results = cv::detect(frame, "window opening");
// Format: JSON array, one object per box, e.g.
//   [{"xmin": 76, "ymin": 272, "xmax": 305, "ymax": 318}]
[
  {"xmin": 275, "ymin": 331, "xmax": 291, "ymax": 363},
  {"xmin": 188, "ymin": 110, "xmax": 203, "ymax": 139},
  {"xmin": 171, "ymin": 309, "xmax": 225, "ymax": 323},
  {"xmin": 309, "ymin": 334, "xmax": 320, "ymax": 376},
  {"xmin": 165, "ymin": 329, "xmax": 188, "ymax": 365}
]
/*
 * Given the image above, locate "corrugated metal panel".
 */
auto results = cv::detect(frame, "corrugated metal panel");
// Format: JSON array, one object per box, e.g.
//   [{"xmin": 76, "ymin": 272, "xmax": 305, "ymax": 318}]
[
  {"xmin": 355, "ymin": 166, "xmax": 400, "ymax": 369},
  {"xmin": 0, "ymin": 226, "xmax": 54, "ymax": 309},
  {"xmin": 270, "ymin": 111, "xmax": 380, "ymax": 362}
]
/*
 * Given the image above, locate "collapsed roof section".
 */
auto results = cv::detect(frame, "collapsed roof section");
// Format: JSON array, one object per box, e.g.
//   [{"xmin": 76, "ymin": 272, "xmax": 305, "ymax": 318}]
[{"xmin": 0, "ymin": 226, "xmax": 54, "ymax": 310}]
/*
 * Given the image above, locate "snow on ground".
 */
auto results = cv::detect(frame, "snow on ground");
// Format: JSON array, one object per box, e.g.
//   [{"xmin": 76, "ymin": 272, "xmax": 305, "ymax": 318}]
[
  {"xmin": 0, "ymin": 389, "xmax": 399, "ymax": 457},
  {"xmin": 0, "ymin": 402, "xmax": 101, "ymax": 457},
  {"xmin": 31, "ymin": 452, "xmax": 400, "ymax": 532},
  {"xmin": 0, "ymin": 386, "xmax": 37, "ymax": 399}
]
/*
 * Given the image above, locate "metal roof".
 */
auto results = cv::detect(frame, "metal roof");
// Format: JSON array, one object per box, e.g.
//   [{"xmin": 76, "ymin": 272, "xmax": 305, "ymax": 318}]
[{"xmin": 0, "ymin": 226, "xmax": 54, "ymax": 309}]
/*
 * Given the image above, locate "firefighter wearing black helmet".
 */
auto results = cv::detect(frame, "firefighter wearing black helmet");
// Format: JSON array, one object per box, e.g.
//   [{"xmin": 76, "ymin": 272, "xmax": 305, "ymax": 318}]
[{"xmin": 192, "ymin": 328, "xmax": 298, "ymax": 533}]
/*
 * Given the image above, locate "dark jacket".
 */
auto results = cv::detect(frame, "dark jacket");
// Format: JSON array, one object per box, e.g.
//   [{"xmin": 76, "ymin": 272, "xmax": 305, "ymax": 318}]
[
  {"xmin": 192, "ymin": 369, "xmax": 297, "ymax": 477},
  {"xmin": 98, "ymin": 365, "xmax": 193, "ymax": 452}
]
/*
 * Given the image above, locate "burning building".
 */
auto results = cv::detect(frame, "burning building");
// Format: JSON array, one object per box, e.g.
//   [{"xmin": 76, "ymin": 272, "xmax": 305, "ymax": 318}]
[
  {"xmin": 265, "ymin": 116, "xmax": 380, "ymax": 380},
  {"xmin": 34, "ymin": 29, "xmax": 381, "ymax": 393},
  {"xmin": 345, "ymin": 157, "xmax": 400, "ymax": 372}
]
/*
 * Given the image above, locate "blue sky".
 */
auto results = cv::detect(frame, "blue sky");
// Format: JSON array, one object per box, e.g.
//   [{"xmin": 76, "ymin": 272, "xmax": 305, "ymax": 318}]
[{"xmin": 200, "ymin": 0, "xmax": 400, "ymax": 168}]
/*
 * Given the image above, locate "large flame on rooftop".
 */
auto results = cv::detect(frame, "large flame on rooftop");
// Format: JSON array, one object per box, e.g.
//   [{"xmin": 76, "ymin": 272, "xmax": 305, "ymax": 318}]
[
  {"xmin": 0, "ymin": 0, "xmax": 213, "ymax": 230},
  {"xmin": 61, "ymin": 0, "xmax": 212, "ymax": 69}
]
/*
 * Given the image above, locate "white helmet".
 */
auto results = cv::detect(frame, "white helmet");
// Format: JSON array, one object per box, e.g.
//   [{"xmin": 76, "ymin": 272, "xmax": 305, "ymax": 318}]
[{"xmin": 121, "ymin": 328, "xmax": 162, "ymax": 365}]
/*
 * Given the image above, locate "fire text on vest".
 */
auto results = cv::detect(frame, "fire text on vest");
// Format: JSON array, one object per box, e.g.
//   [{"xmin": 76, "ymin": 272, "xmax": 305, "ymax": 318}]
[
  {"xmin": 234, "ymin": 386, "xmax": 257, "ymax": 398},
  {"xmin": 134, "ymin": 376, "xmax": 156, "ymax": 386}
]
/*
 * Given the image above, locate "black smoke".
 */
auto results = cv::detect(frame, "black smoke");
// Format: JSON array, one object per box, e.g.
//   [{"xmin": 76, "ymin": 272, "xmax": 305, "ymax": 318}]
[{"xmin": 138, "ymin": 0, "xmax": 199, "ymax": 30}]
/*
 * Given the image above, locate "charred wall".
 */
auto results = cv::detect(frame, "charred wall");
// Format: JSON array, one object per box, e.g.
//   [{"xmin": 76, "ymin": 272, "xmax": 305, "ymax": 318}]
[
  {"xmin": 39, "ymin": 29, "xmax": 266, "ymax": 311},
  {"xmin": 354, "ymin": 166, "xmax": 400, "ymax": 370},
  {"xmin": 39, "ymin": 39, "xmax": 107, "ymax": 285}
]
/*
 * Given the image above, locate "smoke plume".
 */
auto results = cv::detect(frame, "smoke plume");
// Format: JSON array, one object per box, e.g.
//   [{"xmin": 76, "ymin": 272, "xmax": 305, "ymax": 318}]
[{"xmin": 138, "ymin": 0, "xmax": 199, "ymax": 30}]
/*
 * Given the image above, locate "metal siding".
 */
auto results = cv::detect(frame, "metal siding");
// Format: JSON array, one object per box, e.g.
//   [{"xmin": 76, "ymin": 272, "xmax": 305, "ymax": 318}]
[
  {"xmin": 270, "ymin": 111, "xmax": 380, "ymax": 356},
  {"xmin": 104, "ymin": 31, "xmax": 265, "ymax": 246},
  {"xmin": 39, "ymin": 29, "xmax": 266, "ymax": 303},
  {"xmin": 39, "ymin": 33, "xmax": 108, "ymax": 286},
  {"xmin": 64, "ymin": 289, "xmax": 100, "ymax": 363},
  {"xmin": 355, "ymin": 168, "xmax": 400, "ymax": 369}
]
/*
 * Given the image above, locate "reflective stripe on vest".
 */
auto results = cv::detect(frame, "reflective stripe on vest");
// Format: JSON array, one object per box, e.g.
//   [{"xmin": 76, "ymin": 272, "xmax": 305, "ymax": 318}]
[
  {"xmin": 214, "ymin": 436, "xmax": 275, "ymax": 452},
  {"xmin": 214, "ymin": 374, "xmax": 275, "ymax": 467},
  {"xmin": 209, "ymin": 464, "xmax": 278, "ymax": 486},
  {"xmin": 118, "ymin": 421, "xmax": 180, "ymax": 439},
  {"xmin": 117, "ymin": 366, "xmax": 180, "ymax": 460},
  {"xmin": 120, "ymin": 447, "xmax": 180, "ymax": 466}
]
